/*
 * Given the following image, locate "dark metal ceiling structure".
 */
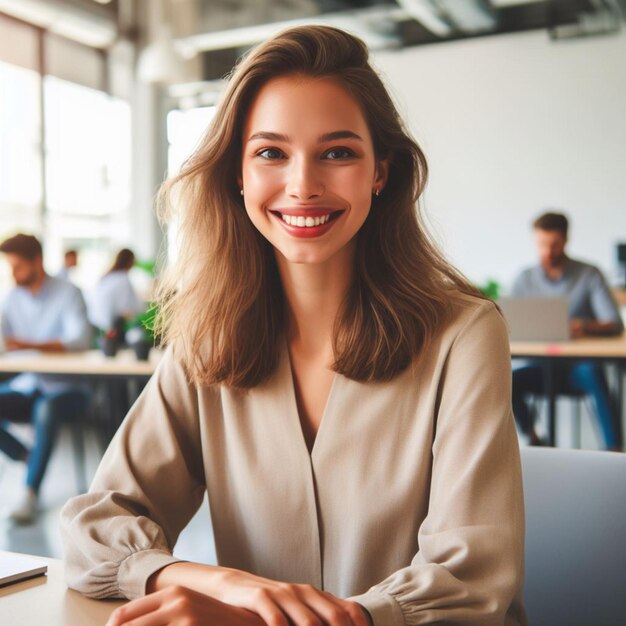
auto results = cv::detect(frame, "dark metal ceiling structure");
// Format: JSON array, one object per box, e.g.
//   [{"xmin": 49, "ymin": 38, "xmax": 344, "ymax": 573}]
[
  {"xmin": 178, "ymin": 0, "xmax": 624, "ymax": 46},
  {"xmin": 165, "ymin": 0, "xmax": 624, "ymax": 80}
]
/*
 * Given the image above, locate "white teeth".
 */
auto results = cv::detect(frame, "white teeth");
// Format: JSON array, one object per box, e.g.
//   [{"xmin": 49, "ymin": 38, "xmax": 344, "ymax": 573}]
[{"xmin": 280, "ymin": 213, "xmax": 332, "ymax": 227}]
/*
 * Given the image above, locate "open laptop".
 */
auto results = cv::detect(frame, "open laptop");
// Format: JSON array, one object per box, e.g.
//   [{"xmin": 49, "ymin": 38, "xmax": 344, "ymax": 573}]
[{"xmin": 497, "ymin": 296, "xmax": 570, "ymax": 342}]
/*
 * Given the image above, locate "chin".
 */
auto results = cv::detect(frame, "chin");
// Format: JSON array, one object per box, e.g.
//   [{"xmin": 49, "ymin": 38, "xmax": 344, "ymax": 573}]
[
  {"xmin": 281, "ymin": 250, "xmax": 331, "ymax": 265},
  {"xmin": 275, "ymin": 242, "xmax": 337, "ymax": 266}
]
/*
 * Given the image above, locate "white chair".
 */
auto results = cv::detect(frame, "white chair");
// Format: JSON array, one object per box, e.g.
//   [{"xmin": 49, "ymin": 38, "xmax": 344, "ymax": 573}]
[{"xmin": 520, "ymin": 446, "xmax": 626, "ymax": 626}]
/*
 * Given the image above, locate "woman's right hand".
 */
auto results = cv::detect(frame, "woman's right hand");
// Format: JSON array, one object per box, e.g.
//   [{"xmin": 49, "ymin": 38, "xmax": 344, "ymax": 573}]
[
  {"xmin": 148, "ymin": 563, "xmax": 371, "ymax": 626},
  {"xmin": 105, "ymin": 585, "xmax": 265, "ymax": 626}
]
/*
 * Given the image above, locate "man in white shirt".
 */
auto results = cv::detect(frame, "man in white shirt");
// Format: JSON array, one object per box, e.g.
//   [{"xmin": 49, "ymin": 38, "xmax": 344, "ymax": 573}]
[{"xmin": 0, "ymin": 234, "xmax": 92, "ymax": 523}]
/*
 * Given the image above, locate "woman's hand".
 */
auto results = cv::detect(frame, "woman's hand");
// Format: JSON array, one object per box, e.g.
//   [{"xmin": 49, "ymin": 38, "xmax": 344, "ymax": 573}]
[
  {"xmin": 216, "ymin": 570, "xmax": 371, "ymax": 626},
  {"xmin": 105, "ymin": 585, "xmax": 265, "ymax": 626},
  {"xmin": 148, "ymin": 563, "xmax": 371, "ymax": 626}
]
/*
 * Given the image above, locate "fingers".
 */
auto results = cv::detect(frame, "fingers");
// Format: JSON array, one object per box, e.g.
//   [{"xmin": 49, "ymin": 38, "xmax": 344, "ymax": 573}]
[
  {"xmin": 105, "ymin": 585, "xmax": 262, "ymax": 626},
  {"xmin": 340, "ymin": 601, "xmax": 372, "ymax": 626},
  {"xmin": 274, "ymin": 585, "xmax": 366, "ymax": 626},
  {"xmin": 105, "ymin": 591, "xmax": 165, "ymax": 626},
  {"xmin": 314, "ymin": 593, "xmax": 371, "ymax": 626}
]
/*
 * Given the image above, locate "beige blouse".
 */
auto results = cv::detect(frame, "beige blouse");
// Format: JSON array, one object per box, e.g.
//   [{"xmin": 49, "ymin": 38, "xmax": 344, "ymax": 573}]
[{"xmin": 60, "ymin": 293, "xmax": 527, "ymax": 625}]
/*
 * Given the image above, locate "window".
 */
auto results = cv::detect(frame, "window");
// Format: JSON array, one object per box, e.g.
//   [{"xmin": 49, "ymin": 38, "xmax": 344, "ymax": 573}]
[
  {"xmin": 0, "ymin": 61, "xmax": 42, "ymax": 235},
  {"xmin": 165, "ymin": 106, "xmax": 215, "ymax": 261},
  {"xmin": 0, "ymin": 14, "xmax": 133, "ymax": 294}
]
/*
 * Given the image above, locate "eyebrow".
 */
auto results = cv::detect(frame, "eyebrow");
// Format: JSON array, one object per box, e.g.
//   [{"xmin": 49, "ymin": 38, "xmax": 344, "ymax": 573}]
[{"xmin": 247, "ymin": 130, "xmax": 364, "ymax": 143}]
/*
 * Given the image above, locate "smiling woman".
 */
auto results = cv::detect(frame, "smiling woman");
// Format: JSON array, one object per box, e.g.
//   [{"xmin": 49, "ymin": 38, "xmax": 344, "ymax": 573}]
[
  {"xmin": 240, "ymin": 75, "xmax": 385, "ymax": 263},
  {"xmin": 60, "ymin": 25, "xmax": 528, "ymax": 626}
]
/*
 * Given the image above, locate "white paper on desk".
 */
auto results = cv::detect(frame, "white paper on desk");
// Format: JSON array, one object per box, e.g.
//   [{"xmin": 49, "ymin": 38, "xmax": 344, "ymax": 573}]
[{"xmin": 0, "ymin": 553, "xmax": 48, "ymax": 587}]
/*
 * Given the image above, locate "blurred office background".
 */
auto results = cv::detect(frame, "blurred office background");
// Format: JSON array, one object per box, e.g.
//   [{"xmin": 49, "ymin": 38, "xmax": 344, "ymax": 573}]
[
  {"xmin": 0, "ymin": 0, "xmax": 625, "ymax": 293},
  {"xmin": 0, "ymin": 0, "xmax": 625, "ymax": 557}
]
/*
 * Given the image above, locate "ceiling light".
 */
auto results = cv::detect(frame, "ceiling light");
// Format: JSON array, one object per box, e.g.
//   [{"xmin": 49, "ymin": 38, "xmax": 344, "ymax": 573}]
[{"xmin": 396, "ymin": 0, "xmax": 454, "ymax": 36}]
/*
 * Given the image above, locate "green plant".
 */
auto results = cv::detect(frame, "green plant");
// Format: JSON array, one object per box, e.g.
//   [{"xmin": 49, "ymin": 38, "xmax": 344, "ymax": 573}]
[
  {"xmin": 478, "ymin": 279, "xmax": 501, "ymax": 300},
  {"xmin": 128, "ymin": 303, "xmax": 159, "ymax": 345}
]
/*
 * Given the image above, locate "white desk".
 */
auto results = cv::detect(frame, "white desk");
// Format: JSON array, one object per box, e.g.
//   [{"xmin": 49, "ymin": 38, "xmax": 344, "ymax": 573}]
[{"xmin": 0, "ymin": 551, "xmax": 124, "ymax": 626}]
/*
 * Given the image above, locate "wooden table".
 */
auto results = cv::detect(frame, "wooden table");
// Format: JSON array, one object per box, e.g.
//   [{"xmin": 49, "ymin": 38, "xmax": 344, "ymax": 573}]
[
  {"xmin": 0, "ymin": 349, "xmax": 163, "ymax": 489},
  {"xmin": 0, "ymin": 551, "xmax": 124, "ymax": 625},
  {"xmin": 0, "ymin": 348, "xmax": 161, "ymax": 378},
  {"xmin": 510, "ymin": 334, "xmax": 626, "ymax": 446}
]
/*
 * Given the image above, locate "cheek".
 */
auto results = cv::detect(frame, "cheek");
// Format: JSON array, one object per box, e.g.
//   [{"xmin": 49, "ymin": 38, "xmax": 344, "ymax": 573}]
[
  {"xmin": 339, "ymin": 166, "xmax": 375, "ymax": 206},
  {"xmin": 242, "ymin": 163, "xmax": 281, "ymax": 197}
]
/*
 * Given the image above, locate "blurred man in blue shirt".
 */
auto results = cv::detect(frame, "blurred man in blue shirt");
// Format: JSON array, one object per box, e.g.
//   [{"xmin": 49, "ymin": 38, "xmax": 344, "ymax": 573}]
[
  {"xmin": 512, "ymin": 213, "xmax": 623, "ymax": 449},
  {"xmin": 0, "ymin": 234, "xmax": 92, "ymax": 523}
]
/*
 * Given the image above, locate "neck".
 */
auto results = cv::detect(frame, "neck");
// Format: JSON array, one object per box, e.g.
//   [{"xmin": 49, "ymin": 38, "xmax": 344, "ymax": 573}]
[
  {"xmin": 543, "ymin": 256, "xmax": 567, "ymax": 280},
  {"xmin": 276, "ymin": 243, "xmax": 355, "ymax": 361},
  {"xmin": 28, "ymin": 272, "xmax": 47, "ymax": 295}
]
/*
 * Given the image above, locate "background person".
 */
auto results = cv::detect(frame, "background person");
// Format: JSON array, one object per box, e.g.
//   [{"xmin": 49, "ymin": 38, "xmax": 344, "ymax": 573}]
[
  {"xmin": 61, "ymin": 26, "xmax": 526, "ymax": 626},
  {"xmin": 86, "ymin": 248, "xmax": 145, "ymax": 334},
  {"xmin": 57, "ymin": 248, "xmax": 78, "ymax": 281},
  {"xmin": 0, "ymin": 233, "xmax": 92, "ymax": 523},
  {"xmin": 511, "ymin": 211, "xmax": 623, "ymax": 448}
]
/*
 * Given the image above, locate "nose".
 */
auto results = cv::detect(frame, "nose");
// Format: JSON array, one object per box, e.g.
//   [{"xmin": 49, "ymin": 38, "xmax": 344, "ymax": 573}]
[{"xmin": 285, "ymin": 157, "xmax": 324, "ymax": 200}]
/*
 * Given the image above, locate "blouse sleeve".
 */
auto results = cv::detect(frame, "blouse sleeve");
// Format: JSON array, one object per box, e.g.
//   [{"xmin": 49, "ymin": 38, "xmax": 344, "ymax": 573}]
[
  {"xmin": 60, "ymin": 347, "xmax": 207, "ymax": 600},
  {"xmin": 349, "ymin": 302, "xmax": 525, "ymax": 626}
]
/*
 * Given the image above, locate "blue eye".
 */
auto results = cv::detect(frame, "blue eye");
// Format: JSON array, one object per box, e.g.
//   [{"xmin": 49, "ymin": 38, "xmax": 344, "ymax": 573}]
[
  {"xmin": 324, "ymin": 147, "xmax": 354, "ymax": 160},
  {"xmin": 257, "ymin": 148, "xmax": 284, "ymax": 160}
]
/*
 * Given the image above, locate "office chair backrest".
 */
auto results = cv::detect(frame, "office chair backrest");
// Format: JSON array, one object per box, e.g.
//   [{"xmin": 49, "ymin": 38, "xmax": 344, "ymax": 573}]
[{"xmin": 520, "ymin": 446, "xmax": 626, "ymax": 626}]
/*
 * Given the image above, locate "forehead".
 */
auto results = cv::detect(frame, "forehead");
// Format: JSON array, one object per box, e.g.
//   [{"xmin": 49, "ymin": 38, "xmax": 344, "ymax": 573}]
[
  {"xmin": 243, "ymin": 75, "xmax": 371, "ymax": 140},
  {"xmin": 6, "ymin": 253, "xmax": 34, "ymax": 267},
  {"xmin": 534, "ymin": 229, "xmax": 564, "ymax": 243}
]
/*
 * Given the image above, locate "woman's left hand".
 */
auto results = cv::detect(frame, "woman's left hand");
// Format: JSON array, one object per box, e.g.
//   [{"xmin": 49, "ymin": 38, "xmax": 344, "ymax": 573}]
[{"xmin": 105, "ymin": 585, "xmax": 266, "ymax": 626}]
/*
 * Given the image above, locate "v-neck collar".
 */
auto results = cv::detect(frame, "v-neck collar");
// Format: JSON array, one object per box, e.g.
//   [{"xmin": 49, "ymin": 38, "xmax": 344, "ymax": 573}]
[{"xmin": 280, "ymin": 340, "xmax": 340, "ymax": 460}]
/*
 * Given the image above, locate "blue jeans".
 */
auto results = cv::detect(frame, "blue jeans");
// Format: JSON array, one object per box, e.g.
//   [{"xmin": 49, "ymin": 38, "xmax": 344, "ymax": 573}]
[
  {"xmin": 0, "ymin": 382, "xmax": 89, "ymax": 493},
  {"xmin": 512, "ymin": 361, "xmax": 621, "ymax": 449}
]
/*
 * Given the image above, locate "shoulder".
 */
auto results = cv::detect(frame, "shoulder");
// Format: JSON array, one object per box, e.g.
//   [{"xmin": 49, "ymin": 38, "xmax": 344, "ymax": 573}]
[
  {"xmin": 47, "ymin": 275, "xmax": 74, "ymax": 290},
  {"xmin": 1, "ymin": 286, "xmax": 20, "ymax": 315},
  {"xmin": 155, "ymin": 343, "xmax": 217, "ymax": 396},
  {"xmin": 406, "ymin": 291, "xmax": 510, "ymax": 397},
  {"xmin": 2, "ymin": 285, "xmax": 20, "ymax": 301},
  {"xmin": 99, "ymin": 271, "xmax": 126, "ymax": 284},
  {"xmin": 512, "ymin": 265, "xmax": 538, "ymax": 289},
  {"xmin": 569, "ymin": 259, "xmax": 607, "ymax": 282},
  {"xmin": 516, "ymin": 265, "xmax": 537, "ymax": 279},
  {"xmin": 48, "ymin": 276, "xmax": 84, "ymax": 299},
  {"xmin": 568, "ymin": 258, "xmax": 597, "ymax": 273},
  {"xmin": 439, "ymin": 291, "xmax": 505, "ymax": 344}
]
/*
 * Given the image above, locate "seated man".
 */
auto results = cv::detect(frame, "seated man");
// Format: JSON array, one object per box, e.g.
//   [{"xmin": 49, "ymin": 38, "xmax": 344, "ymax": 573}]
[
  {"xmin": 0, "ymin": 234, "xmax": 92, "ymax": 523},
  {"xmin": 512, "ymin": 212, "xmax": 623, "ymax": 449}
]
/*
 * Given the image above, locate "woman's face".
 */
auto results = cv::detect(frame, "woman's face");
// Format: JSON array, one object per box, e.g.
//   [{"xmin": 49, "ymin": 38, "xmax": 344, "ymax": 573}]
[{"xmin": 240, "ymin": 74, "xmax": 387, "ymax": 266}]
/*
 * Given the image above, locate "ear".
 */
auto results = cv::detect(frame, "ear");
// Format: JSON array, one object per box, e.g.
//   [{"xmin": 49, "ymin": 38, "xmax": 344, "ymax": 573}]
[
  {"xmin": 374, "ymin": 158, "xmax": 389, "ymax": 191},
  {"xmin": 236, "ymin": 175, "xmax": 243, "ymax": 189}
]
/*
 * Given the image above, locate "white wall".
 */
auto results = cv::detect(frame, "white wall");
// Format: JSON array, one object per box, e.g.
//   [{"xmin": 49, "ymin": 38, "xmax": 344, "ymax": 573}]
[{"xmin": 373, "ymin": 29, "xmax": 626, "ymax": 291}]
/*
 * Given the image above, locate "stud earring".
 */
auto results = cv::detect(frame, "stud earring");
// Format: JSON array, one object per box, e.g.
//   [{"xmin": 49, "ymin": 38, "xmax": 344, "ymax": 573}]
[
  {"xmin": 240, "ymin": 189, "xmax": 244, "ymax": 196},
  {"xmin": 373, "ymin": 188, "xmax": 380, "ymax": 197}
]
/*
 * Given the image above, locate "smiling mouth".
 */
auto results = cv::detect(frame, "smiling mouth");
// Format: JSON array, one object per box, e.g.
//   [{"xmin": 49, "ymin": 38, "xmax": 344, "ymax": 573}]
[{"xmin": 270, "ymin": 210, "xmax": 344, "ymax": 228}]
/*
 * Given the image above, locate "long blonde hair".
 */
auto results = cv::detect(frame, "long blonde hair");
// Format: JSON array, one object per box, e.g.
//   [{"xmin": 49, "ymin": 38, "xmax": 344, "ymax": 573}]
[{"xmin": 156, "ymin": 25, "xmax": 483, "ymax": 388}]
